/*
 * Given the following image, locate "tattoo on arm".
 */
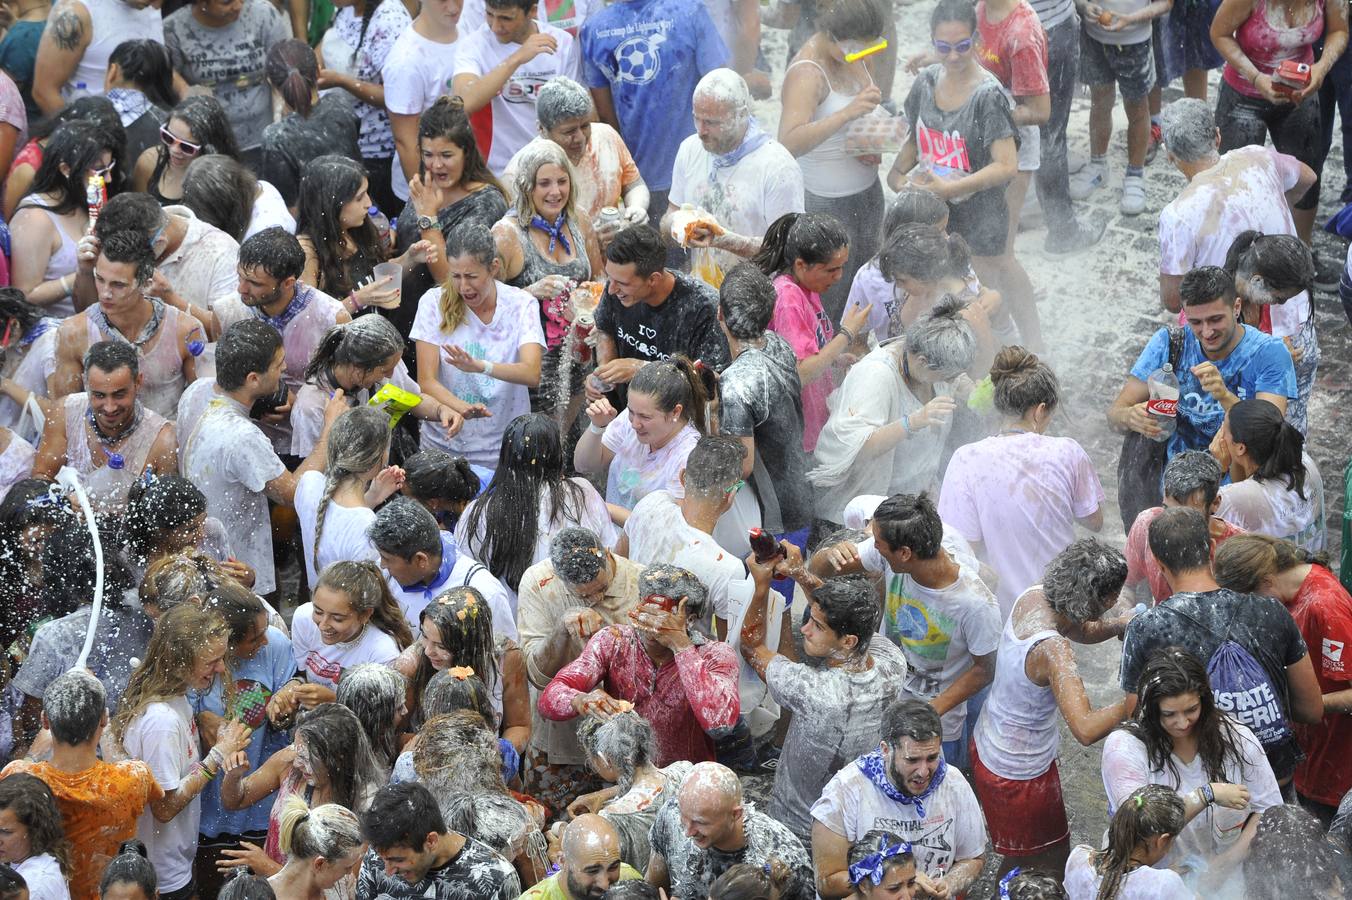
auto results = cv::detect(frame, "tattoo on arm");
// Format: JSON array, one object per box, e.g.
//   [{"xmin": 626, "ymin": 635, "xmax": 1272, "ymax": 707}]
[{"xmin": 50, "ymin": 7, "xmax": 85, "ymax": 51}]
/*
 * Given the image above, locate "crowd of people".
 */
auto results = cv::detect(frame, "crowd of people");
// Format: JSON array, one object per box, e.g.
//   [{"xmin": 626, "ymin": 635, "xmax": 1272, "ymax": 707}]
[{"xmin": 0, "ymin": 0, "xmax": 1348, "ymax": 897}]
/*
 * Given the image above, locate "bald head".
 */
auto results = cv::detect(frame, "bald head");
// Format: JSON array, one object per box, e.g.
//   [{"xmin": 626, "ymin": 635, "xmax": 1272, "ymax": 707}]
[
  {"xmin": 692, "ymin": 69, "xmax": 751, "ymax": 155},
  {"xmin": 677, "ymin": 763, "xmax": 745, "ymax": 851},
  {"xmin": 561, "ymin": 815, "xmax": 623, "ymax": 899}
]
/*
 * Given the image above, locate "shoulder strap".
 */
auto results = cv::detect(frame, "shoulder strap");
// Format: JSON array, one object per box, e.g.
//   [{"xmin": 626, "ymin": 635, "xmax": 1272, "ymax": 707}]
[{"xmin": 462, "ymin": 563, "xmax": 486, "ymax": 587}]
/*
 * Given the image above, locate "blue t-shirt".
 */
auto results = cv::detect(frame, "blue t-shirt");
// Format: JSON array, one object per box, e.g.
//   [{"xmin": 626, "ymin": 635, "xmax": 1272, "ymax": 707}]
[
  {"xmin": 191, "ymin": 626, "xmax": 296, "ymax": 837},
  {"xmin": 580, "ymin": 0, "xmax": 728, "ymax": 190},
  {"xmin": 1129, "ymin": 324, "xmax": 1296, "ymax": 457}
]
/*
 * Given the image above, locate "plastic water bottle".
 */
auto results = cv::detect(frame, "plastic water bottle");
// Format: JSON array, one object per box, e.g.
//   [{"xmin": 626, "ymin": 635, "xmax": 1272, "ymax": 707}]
[
  {"xmin": 368, "ymin": 206, "xmax": 392, "ymax": 252},
  {"xmin": 1146, "ymin": 363, "xmax": 1179, "ymax": 442}
]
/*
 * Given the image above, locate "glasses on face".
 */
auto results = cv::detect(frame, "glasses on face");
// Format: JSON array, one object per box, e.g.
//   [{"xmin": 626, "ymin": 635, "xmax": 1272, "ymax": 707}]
[
  {"xmin": 932, "ymin": 38, "xmax": 974, "ymax": 55},
  {"xmin": 89, "ymin": 159, "xmax": 116, "ymax": 177},
  {"xmin": 160, "ymin": 126, "xmax": 202, "ymax": 156}
]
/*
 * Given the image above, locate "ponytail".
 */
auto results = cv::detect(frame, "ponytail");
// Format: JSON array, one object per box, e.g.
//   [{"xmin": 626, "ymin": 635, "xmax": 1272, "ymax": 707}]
[
  {"xmin": 751, "ymin": 212, "xmax": 800, "ymax": 276},
  {"xmin": 266, "ymin": 39, "xmax": 319, "ymax": 118},
  {"xmin": 1223, "ymin": 229, "xmax": 1262, "ymax": 277},
  {"xmin": 1213, "ymin": 532, "xmax": 1331, "ymax": 594},
  {"xmin": 1228, "ymin": 399, "xmax": 1307, "ymax": 498},
  {"xmin": 750, "ymin": 212, "xmax": 849, "ymax": 279},
  {"xmin": 1092, "ymin": 785, "xmax": 1184, "ymax": 900},
  {"xmin": 314, "ymin": 407, "xmax": 390, "ymax": 572},
  {"xmin": 629, "ymin": 354, "xmax": 713, "ymax": 434}
]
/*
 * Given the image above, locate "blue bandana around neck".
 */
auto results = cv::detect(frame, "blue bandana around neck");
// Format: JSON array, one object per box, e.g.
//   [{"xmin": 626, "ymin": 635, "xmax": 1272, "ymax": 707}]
[
  {"xmin": 250, "ymin": 282, "xmax": 315, "ymax": 333},
  {"xmin": 711, "ymin": 120, "xmax": 772, "ymax": 176},
  {"xmin": 847, "ymin": 841, "xmax": 912, "ymax": 886},
  {"xmin": 856, "ymin": 745, "xmax": 947, "ymax": 818},
  {"xmin": 418, "ymin": 540, "xmax": 459, "ymax": 600},
  {"xmin": 998, "ymin": 867, "xmax": 1022, "ymax": 899},
  {"xmin": 530, "ymin": 212, "xmax": 572, "ymax": 255}
]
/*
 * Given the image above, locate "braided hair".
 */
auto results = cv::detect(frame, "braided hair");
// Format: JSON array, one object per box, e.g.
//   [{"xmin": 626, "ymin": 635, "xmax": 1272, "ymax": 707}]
[{"xmin": 312, "ymin": 406, "xmax": 389, "ymax": 573}]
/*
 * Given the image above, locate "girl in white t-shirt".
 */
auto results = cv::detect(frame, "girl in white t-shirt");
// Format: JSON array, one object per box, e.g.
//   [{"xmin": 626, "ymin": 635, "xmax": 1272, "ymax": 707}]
[
  {"xmin": 108, "ymin": 604, "xmax": 254, "ymax": 898},
  {"xmin": 295, "ymin": 405, "xmax": 405, "ymax": 589},
  {"xmin": 411, "ymin": 222, "xmax": 546, "ymax": 468},
  {"xmin": 574, "ymin": 355, "xmax": 712, "ymax": 516},
  {"xmin": 1064, "ymin": 784, "xmax": 1191, "ymax": 900},
  {"xmin": 0, "ymin": 774, "xmax": 72, "ymax": 900}
]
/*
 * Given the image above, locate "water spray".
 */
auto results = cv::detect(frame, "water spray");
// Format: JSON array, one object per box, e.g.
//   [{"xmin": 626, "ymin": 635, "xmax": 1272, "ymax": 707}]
[{"xmin": 53, "ymin": 469, "xmax": 105, "ymax": 671}]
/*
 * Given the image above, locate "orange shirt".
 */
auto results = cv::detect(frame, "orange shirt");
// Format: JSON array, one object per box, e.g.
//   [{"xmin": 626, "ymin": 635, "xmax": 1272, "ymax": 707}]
[{"xmin": 1, "ymin": 759, "xmax": 163, "ymax": 900}]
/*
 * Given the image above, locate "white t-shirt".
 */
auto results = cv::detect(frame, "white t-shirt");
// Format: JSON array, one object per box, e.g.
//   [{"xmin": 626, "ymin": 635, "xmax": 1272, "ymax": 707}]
[
  {"xmin": 382, "ymin": 25, "xmax": 462, "ymax": 201},
  {"xmin": 855, "ymin": 533, "xmax": 1001, "ymax": 740},
  {"xmin": 810, "ymin": 759, "xmax": 988, "ymax": 882},
  {"xmin": 294, "ymin": 469, "xmax": 381, "ymax": 589},
  {"xmin": 1064, "ymin": 844, "xmax": 1191, "ymax": 900},
  {"xmin": 452, "ymin": 21, "xmax": 581, "ymax": 171},
  {"xmin": 248, "ymin": 180, "xmax": 296, "ymax": 239},
  {"xmin": 15, "ymin": 853, "xmax": 70, "ymax": 900},
  {"xmin": 386, "ymin": 532, "xmax": 519, "ymax": 639},
  {"xmin": 289, "ymin": 359, "xmax": 421, "ymax": 458},
  {"xmin": 124, "ymin": 697, "xmax": 201, "ymax": 893},
  {"xmin": 843, "ymin": 261, "xmax": 898, "ymax": 345},
  {"xmin": 290, "ymin": 600, "xmax": 401, "ymax": 688},
  {"xmin": 938, "ymin": 432, "xmax": 1104, "ymax": 619},
  {"xmin": 459, "ymin": 0, "xmax": 600, "ymax": 36},
  {"xmin": 1217, "ymin": 452, "xmax": 1326, "ymax": 553},
  {"xmin": 601, "ymin": 417, "xmax": 699, "ymax": 510},
  {"xmin": 409, "ymin": 282, "xmax": 546, "ymax": 467},
  {"xmin": 179, "ymin": 384, "xmax": 287, "ymax": 595}
]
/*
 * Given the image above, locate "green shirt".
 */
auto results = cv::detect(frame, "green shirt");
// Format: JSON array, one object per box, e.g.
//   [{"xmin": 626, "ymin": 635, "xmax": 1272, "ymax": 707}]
[{"xmin": 519, "ymin": 863, "xmax": 643, "ymax": 900}]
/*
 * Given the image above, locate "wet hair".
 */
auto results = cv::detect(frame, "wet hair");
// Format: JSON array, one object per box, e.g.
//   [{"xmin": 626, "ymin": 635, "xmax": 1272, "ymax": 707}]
[
  {"xmin": 904, "ymin": 295, "xmax": 977, "ymax": 377},
  {"xmin": 990, "ymin": 345, "xmax": 1060, "ymax": 416},
  {"xmin": 846, "ymin": 830, "xmax": 915, "ymax": 888},
  {"xmin": 1179, "ymin": 265, "xmax": 1236, "ymax": 307},
  {"xmin": 0, "ymin": 864, "xmax": 23, "ymax": 900},
  {"xmin": 882, "ymin": 187, "xmax": 950, "ymax": 237},
  {"xmin": 42, "ymin": 519, "xmax": 132, "ymax": 617},
  {"xmin": 337, "ymin": 663, "xmax": 408, "ymax": 770},
  {"xmin": 485, "ymin": 0, "xmax": 535, "ymax": 11},
  {"xmin": 303, "ymin": 314, "xmax": 404, "ymax": 386},
  {"xmin": 200, "ymin": 577, "xmax": 267, "ymax": 649},
  {"xmin": 109, "ymin": 39, "xmax": 179, "ymax": 110},
  {"xmin": 439, "ymin": 792, "xmax": 538, "ymax": 866},
  {"xmin": 823, "ymin": 0, "xmax": 886, "ymax": 40},
  {"xmin": 422, "ymin": 670, "xmax": 495, "ymax": 727},
  {"xmin": 1224, "ymin": 230, "xmax": 1315, "ymax": 298},
  {"xmin": 1213, "ymin": 532, "xmax": 1331, "ymax": 594},
  {"xmin": 295, "ymin": 703, "xmax": 388, "ymax": 813},
  {"xmin": 215, "ymin": 317, "xmax": 283, "ymax": 392},
  {"xmin": 414, "ymin": 588, "xmax": 500, "ymax": 727},
  {"xmin": 602, "ymin": 884, "xmax": 661, "ymax": 900},
  {"xmin": 693, "ymin": 68, "xmax": 752, "ymax": 120},
  {"xmin": 881, "ymin": 697, "xmax": 942, "ymax": 746},
  {"xmin": 811, "ymin": 576, "xmax": 879, "ymax": 657},
  {"xmin": 411, "ymin": 712, "xmax": 505, "ymax": 800},
  {"xmin": 1160, "ymin": 98, "xmax": 1218, "ymax": 163},
  {"xmin": 1042, "ymin": 539, "xmax": 1127, "ymax": 623},
  {"xmin": 1244, "ymin": 804, "xmax": 1342, "ymax": 900},
  {"xmin": 139, "ymin": 550, "xmax": 226, "ymax": 614},
  {"xmin": 683, "ymin": 434, "xmax": 746, "ymax": 501},
  {"xmin": 313, "ymin": 406, "xmax": 392, "ymax": 572},
  {"xmin": 313, "ymin": 560, "xmax": 413, "ymax": 650},
  {"xmin": 296, "ymin": 155, "xmax": 380, "ymax": 295},
  {"xmin": 437, "ymin": 222, "xmax": 500, "ymax": 332},
  {"xmin": 218, "ymin": 873, "xmax": 277, "ymax": 900},
  {"xmin": 1147, "ymin": 507, "xmax": 1212, "ymax": 574},
  {"xmin": 123, "ymin": 474, "xmax": 207, "ymax": 567},
  {"xmin": 99, "ymin": 840, "xmax": 156, "ymax": 898},
  {"xmin": 1091, "ymin": 784, "xmax": 1184, "ymax": 900},
  {"xmin": 1004, "ymin": 871, "xmax": 1066, "ymax": 900},
  {"xmin": 509, "ymin": 140, "xmax": 577, "ymax": 225},
  {"xmin": 401, "ymin": 450, "xmax": 481, "ymax": 510},
  {"xmin": 549, "ymin": 527, "xmax": 608, "ymax": 585},
  {"xmin": 751, "ymin": 212, "xmax": 849, "ymax": 278},
  {"xmin": 1161, "ymin": 450, "xmax": 1224, "ymax": 509},
  {"xmin": 279, "ymin": 796, "xmax": 365, "ymax": 863},
  {"xmin": 536, "ymin": 76, "xmax": 595, "ymax": 130},
  {"xmin": 0, "ymin": 287, "xmax": 44, "ymax": 340},
  {"xmin": 871, "ymin": 492, "xmax": 943, "ymax": 558},
  {"xmin": 462, "ymin": 413, "xmax": 591, "ymax": 591},
  {"xmin": 239, "ymin": 226, "xmax": 307, "ymax": 283},
  {"xmin": 0, "ymin": 773, "xmax": 72, "ymax": 875},
  {"xmin": 42, "ymin": 668, "xmax": 106, "ymax": 745},
  {"xmin": 709, "ymin": 860, "xmax": 793, "ymax": 900},
  {"xmin": 629, "ymin": 355, "xmax": 715, "ymax": 434},
  {"xmin": 97, "ymin": 230, "xmax": 156, "ymax": 286},
  {"xmin": 417, "ymin": 97, "xmax": 504, "ymax": 199},
  {"xmin": 30, "ymin": 95, "xmax": 122, "ymax": 145},
  {"xmin": 577, "ymin": 711, "xmax": 656, "ymax": 794},
  {"xmin": 26, "ymin": 119, "xmax": 119, "ymax": 216},
  {"xmin": 1121, "ymin": 646, "xmax": 1247, "ymax": 785},
  {"xmin": 266, "ymin": 39, "xmax": 319, "ymax": 117},
  {"xmin": 930, "ymin": 0, "xmax": 978, "ymax": 34},
  {"xmin": 879, "ymin": 223, "xmax": 971, "ymax": 286},
  {"xmin": 161, "ymin": 95, "xmax": 239, "ymax": 160},
  {"xmin": 92, "ymin": 191, "xmax": 163, "ymax": 243},
  {"xmin": 718, "ymin": 262, "xmax": 778, "ymax": 340},
  {"xmin": 605, "ymin": 225, "xmax": 666, "ymax": 279},
  {"xmin": 369, "ymin": 495, "xmax": 443, "ymax": 561},
  {"xmin": 1227, "ymin": 398, "xmax": 1307, "ymax": 498},
  {"xmin": 638, "ymin": 564, "xmax": 710, "ymax": 624},
  {"xmin": 182, "ymin": 153, "xmax": 257, "ymax": 241}
]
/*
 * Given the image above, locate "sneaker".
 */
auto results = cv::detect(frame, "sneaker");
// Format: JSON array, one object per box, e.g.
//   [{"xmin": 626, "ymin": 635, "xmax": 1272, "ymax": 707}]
[
  {"xmin": 1145, "ymin": 122, "xmax": 1163, "ymax": 165},
  {"xmin": 1120, "ymin": 174, "xmax": 1147, "ymax": 215},
  {"xmin": 1043, "ymin": 215, "xmax": 1108, "ymax": 256},
  {"xmin": 1069, "ymin": 162, "xmax": 1107, "ymax": 200},
  {"xmin": 1067, "ymin": 151, "xmax": 1088, "ymax": 174},
  {"xmin": 1314, "ymin": 249, "xmax": 1345, "ymax": 293}
]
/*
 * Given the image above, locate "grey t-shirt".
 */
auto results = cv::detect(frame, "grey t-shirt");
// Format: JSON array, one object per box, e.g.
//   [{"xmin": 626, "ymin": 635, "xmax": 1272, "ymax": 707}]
[
  {"xmin": 649, "ymin": 801, "xmax": 814, "ymax": 900},
  {"xmin": 13, "ymin": 605, "xmax": 154, "ymax": 711},
  {"xmin": 164, "ymin": 0, "xmax": 291, "ymax": 150},
  {"xmin": 718, "ymin": 332, "xmax": 813, "ymax": 533}
]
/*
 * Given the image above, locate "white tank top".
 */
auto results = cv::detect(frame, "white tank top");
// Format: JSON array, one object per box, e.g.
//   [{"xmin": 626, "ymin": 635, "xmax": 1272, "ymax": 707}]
[
  {"xmin": 973, "ymin": 586, "xmax": 1062, "ymax": 779},
  {"xmin": 15, "ymin": 202, "xmax": 78, "ymax": 318},
  {"xmin": 65, "ymin": 0, "xmax": 164, "ymax": 101},
  {"xmin": 85, "ymin": 304, "xmax": 188, "ymax": 420},
  {"xmin": 789, "ymin": 58, "xmax": 879, "ymax": 198},
  {"xmin": 62, "ymin": 391, "xmax": 168, "ymax": 515}
]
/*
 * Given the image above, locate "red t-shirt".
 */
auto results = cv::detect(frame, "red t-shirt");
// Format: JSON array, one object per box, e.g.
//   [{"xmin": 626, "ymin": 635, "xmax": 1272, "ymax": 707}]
[
  {"xmin": 1289, "ymin": 565, "xmax": 1352, "ymax": 805},
  {"xmin": 975, "ymin": 0, "xmax": 1050, "ymax": 97},
  {"xmin": 1124, "ymin": 507, "xmax": 1246, "ymax": 604}
]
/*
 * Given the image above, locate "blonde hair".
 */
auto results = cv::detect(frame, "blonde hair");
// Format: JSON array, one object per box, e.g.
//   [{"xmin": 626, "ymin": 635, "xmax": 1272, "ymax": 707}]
[
  {"xmin": 314, "ymin": 406, "xmax": 390, "ymax": 572},
  {"xmin": 437, "ymin": 223, "xmax": 499, "ymax": 333},
  {"xmin": 278, "ymin": 796, "xmax": 364, "ymax": 862},
  {"xmin": 509, "ymin": 141, "xmax": 579, "ymax": 227},
  {"xmin": 314, "ymin": 560, "xmax": 413, "ymax": 649},
  {"xmin": 140, "ymin": 550, "xmax": 229, "ymax": 613}
]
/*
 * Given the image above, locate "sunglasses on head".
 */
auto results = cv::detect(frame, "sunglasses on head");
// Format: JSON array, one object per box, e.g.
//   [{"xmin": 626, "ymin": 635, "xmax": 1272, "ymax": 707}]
[
  {"xmin": 160, "ymin": 126, "xmax": 202, "ymax": 156},
  {"xmin": 933, "ymin": 38, "xmax": 974, "ymax": 55}
]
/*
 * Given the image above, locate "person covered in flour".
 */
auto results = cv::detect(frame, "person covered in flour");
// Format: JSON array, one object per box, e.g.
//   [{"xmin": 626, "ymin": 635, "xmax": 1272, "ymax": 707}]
[{"xmin": 811, "ymin": 698, "xmax": 988, "ymax": 900}]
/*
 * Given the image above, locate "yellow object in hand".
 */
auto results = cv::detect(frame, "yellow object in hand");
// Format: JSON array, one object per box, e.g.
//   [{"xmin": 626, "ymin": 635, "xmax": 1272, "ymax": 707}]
[
  {"xmin": 368, "ymin": 383, "xmax": 421, "ymax": 427},
  {"xmin": 845, "ymin": 39, "xmax": 889, "ymax": 62}
]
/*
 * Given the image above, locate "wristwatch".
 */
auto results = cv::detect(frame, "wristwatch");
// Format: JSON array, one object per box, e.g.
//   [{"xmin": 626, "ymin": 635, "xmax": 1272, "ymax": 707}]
[{"xmin": 416, "ymin": 214, "xmax": 437, "ymax": 231}]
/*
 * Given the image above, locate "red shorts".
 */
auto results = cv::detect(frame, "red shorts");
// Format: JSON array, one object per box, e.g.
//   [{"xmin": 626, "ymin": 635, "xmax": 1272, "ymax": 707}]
[{"xmin": 970, "ymin": 741, "xmax": 1070, "ymax": 857}]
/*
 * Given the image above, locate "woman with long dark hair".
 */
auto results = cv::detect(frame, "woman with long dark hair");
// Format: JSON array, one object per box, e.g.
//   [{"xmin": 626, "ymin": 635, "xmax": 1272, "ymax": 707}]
[
  {"xmin": 182, "ymin": 154, "xmax": 294, "ymax": 242},
  {"xmin": 335, "ymin": 661, "xmax": 408, "ymax": 771},
  {"xmin": 1101, "ymin": 647, "xmax": 1281, "ymax": 893},
  {"xmin": 105, "ymin": 39, "xmax": 179, "ymax": 160},
  {"xmin": 122, "ymin": 473, "xmax": 255, "ymax": 586},
  {"xmin": 1064, "ymin": 784, "xmax": 1188, "ymax": 899},
  {"xmin": 131, "ymin": 94, "xmax": 239, "ymax": 206},
  {"xmin": 456, "ymin": 413, "xmax": 614, "ymax": 595},
  {"xmin": 0, "ymin": 773, "xmax": 72, "ymax": 900},
  {"xmin": 400, "ymin": 448, "xmax": 482, "ymax": 529},
  {"xmin": 3, "ymin": 95, "xmax": 122, "ymax": 220},
  {"xmin": 1212, "ymin": 398, "xmax": 1326, "ymax": 552}
]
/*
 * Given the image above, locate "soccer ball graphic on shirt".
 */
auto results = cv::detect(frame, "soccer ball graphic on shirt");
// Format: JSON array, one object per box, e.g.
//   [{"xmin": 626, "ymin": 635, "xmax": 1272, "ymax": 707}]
[{"xmin": 614, "ymin": 31, "xmax": 666, "ymax": 84}]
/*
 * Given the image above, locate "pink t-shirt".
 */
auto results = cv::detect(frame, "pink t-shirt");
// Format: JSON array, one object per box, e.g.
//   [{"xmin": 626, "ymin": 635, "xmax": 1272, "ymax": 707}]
[
  {"xmin": 1222, "ymin": 0, "xmax": 1322, "ymax": 99},
  {"xmin": 768, "ymin": 274, "xmax": 833, "ymax": 452},
  {"xmin": 938, "ymin": 432, "xmax": 1104, "ymax": 618},
  {"xmin": 1124, "ymin": 506, "xmax": 1246, "ymax": 604}
]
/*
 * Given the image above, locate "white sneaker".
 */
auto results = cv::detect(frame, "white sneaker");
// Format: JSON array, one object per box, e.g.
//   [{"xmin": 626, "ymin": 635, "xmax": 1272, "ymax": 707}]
[
  {"xmin": 1069, "ymin": 162, "xmax": 1107, "ymax": 201},
  {"xmin": 1120, "ymin": 173, "xmax": 1146, "ymax": 215}
]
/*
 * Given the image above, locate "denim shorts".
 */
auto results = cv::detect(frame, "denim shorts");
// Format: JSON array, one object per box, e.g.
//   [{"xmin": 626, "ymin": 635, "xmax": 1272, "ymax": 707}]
[{"xmin": 1080, "ymin": 32, "xmax": 1156, "ymax": 101}]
